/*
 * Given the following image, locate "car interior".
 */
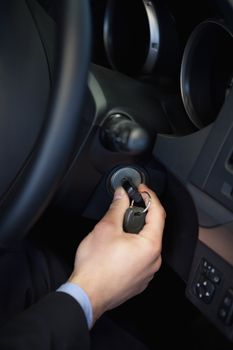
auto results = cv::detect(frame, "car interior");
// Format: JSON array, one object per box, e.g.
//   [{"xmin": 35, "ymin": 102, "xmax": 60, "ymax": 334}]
[{"xmin": 0, "ymin": 0, "xmax": 233, "ymax": 348}]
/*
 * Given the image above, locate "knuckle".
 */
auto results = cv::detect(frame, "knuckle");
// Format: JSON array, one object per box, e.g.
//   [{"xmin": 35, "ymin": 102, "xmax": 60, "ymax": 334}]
[
  {"xmin": 157, "ymin": 206, "xmax": 166, "ymax": 220},
  {"xmin": 153, "ymin": 246, "xmax": 162, "ymax": 259},
  {"xmin": 144, "ymin": 240, "xmax": 161, "ymax": 259},
  {"xmin": 157, "ymin": 205, "xmax": 167, "ymax": 221}
]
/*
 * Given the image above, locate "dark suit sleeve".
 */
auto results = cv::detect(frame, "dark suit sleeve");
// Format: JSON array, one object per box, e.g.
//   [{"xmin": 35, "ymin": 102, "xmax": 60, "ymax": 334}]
[{"xmin": 0, "ymin": 292, "xmax": 90, "ymax": 350}]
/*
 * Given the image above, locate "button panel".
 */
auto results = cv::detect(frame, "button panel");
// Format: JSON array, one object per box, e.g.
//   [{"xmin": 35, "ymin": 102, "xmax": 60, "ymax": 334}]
[
  {"xmin": 186, "ymin": 241, "xmax": 233, "ymax": 342},
  {"xmin": 193, "ymin": 259, "xmax": 222, "ymax": 304}
]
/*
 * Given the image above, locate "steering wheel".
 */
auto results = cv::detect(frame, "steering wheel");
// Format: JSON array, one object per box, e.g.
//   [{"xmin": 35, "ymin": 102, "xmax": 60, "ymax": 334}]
[{"xmin": 0, "ymin": 0, "xmax": 90, "ymax": 246}]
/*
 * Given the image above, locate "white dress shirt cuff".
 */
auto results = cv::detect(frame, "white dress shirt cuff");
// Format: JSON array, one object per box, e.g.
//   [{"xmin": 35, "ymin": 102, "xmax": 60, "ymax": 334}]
[{"xmin": 57, "ymin": 282, "xmax": 93, "ymax": 329}]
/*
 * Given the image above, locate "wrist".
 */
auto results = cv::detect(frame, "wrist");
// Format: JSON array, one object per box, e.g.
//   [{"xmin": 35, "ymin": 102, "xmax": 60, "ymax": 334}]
[
  {"xmin": 57, "ymin": 281, "xmax": 93, "ymax": 329},
  {"xmin": 69, "ymin": 274, "xmax": 104, "ymax": 324}
]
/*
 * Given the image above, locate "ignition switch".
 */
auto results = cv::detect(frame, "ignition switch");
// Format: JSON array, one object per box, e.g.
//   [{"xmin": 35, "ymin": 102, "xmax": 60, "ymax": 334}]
[
  {"xmin": 110, "ymin": 166, "xmax": 145, "ymax": 192},
  {"xmin": 100, "ymin": 113, "xmax": 151, "ymax": 155}
]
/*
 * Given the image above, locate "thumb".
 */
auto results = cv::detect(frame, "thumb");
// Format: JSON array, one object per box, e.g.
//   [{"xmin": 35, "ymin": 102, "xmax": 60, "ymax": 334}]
[{"xmin": 101, "ymin": 187, "xmax": 130, "ymax": 229}]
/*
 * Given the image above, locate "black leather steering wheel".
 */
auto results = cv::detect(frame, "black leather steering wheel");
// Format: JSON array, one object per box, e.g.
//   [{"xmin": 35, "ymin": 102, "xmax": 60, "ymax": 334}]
[{"xmin": 0, "ymin": 0, "xmax": 90, "ymax": 246}]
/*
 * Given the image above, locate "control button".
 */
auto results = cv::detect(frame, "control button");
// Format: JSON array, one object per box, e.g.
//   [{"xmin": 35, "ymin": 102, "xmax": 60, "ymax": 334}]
[
  {"xmin": 218, "ymin": 288, "xmax": 233, "ymax": 326},
  {"xmin": 210, "ymin": 274, "xmax": 221, "ymax": 284},
  {"xmin": 218, "ymin": 308, "xmax": 227, "ymax": 321},
  {"xmin": 203, "ymin": 280, "xmax": 215, "ymax": 303},
  {"xmin": 223, "ymin": 296, "xmax": 232, "ymax": 307},
  {"xmin": 195, "ymin": 282, "xmax": 205, "ymax": 300},
  {"xmin": 195, "ymin": 277, "xmax": 215, "ymax": 304},
  {"xmin": 201, "ymin": 259, "xmax": 209, "ymax": 275}
]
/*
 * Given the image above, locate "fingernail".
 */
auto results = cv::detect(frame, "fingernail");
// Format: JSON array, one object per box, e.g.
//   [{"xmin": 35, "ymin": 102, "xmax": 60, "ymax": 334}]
[{"xmin": 113, "ymin": 187, "xmax": 125, "ymax": 201}]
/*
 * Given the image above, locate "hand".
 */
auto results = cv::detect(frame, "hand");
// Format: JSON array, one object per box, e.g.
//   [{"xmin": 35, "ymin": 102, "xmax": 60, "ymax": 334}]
[{"xmin": 69, "ymin": 184, "xmax": 166, "ymax": 325}]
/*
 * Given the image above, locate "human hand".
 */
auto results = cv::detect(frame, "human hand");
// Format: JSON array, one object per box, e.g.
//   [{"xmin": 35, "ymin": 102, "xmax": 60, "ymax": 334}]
[{"xmin": 69, "ymin": 184, "xmax": 166, "ymax": 324}]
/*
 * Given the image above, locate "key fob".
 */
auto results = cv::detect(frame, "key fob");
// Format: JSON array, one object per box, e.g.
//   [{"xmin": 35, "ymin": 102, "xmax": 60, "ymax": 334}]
[{"xmin": 123, "ymin": 206, "xmax": 146, "ymax": 234}]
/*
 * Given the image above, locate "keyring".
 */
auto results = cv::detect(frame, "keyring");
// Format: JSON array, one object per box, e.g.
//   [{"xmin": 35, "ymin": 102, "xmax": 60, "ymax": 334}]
[{"xmin": 131, "ymin": 191, "xmax": 151, "ymax": 214}]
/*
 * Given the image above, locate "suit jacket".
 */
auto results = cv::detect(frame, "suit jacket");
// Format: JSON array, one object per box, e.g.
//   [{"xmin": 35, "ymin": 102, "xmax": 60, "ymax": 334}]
[{"xmin": 0, "ymin": 292, "xmax": 90, "ymax": 350}]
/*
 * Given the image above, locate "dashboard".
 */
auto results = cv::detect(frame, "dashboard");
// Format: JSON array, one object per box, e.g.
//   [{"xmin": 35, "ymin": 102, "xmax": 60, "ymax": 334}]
[{"xmin": 85, "ymin": 0, "xmax": 233, "ymax": 342}]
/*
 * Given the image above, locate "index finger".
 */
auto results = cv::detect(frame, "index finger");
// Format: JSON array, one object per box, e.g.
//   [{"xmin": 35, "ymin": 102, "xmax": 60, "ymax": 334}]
[{"xmin": 138, "ymin": 184, "xmax": 166, "ymax": 243}]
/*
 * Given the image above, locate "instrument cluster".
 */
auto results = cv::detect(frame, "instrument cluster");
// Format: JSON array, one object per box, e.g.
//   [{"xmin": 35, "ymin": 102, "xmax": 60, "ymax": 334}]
[{"xmin": 91, "ymin": 0, "xmax": 233, "ymax": 130}]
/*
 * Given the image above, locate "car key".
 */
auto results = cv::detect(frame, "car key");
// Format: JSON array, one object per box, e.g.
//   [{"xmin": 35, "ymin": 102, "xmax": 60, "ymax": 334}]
[
  {"xmin": 121, "ymin": 178, "xmax": 145, "ymax": 208},
  {"xmin": 123, "ymin": 205, "xmax": 147, "ymax": 233}
]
